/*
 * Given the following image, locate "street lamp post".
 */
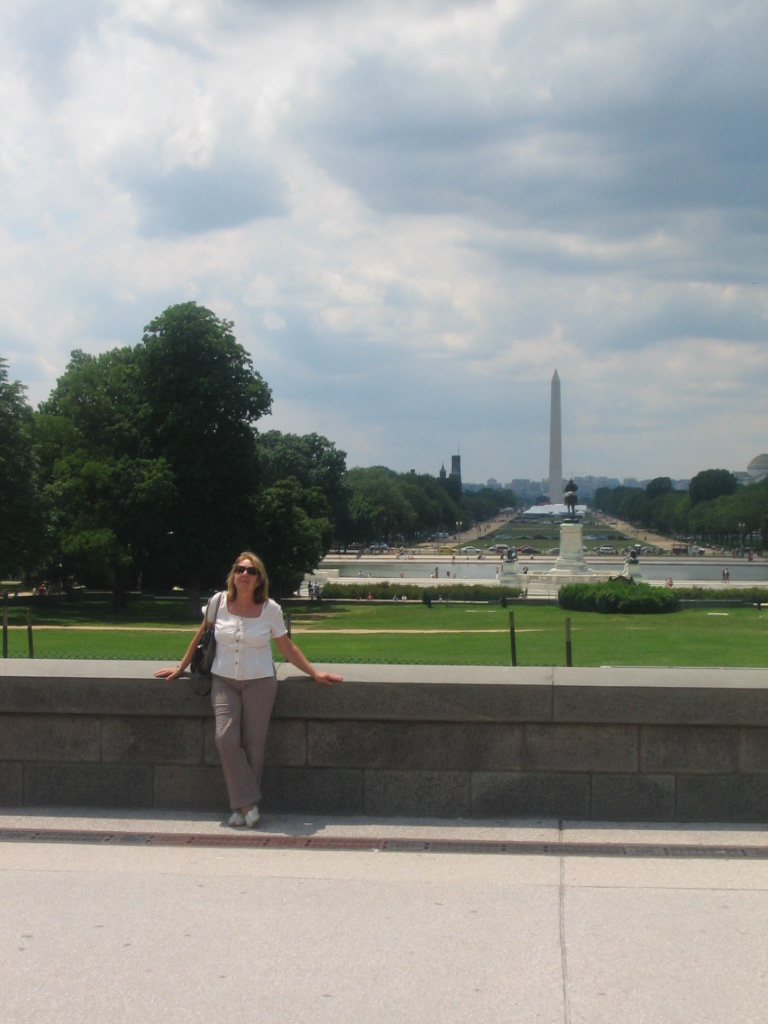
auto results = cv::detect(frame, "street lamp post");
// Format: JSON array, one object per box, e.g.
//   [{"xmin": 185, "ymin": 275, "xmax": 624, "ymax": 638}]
[{"xmin": 456, "ymin": 520, "xmax": 461, "ymax": 554}]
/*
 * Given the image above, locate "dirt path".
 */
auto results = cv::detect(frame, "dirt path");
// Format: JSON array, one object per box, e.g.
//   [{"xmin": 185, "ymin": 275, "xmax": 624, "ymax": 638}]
[
  {"xmin": 592, "ymin": 512, "xmax": 676, "ymax": 551},
  {"xmin": 3, "ymin": 624, "xmax": 194, "ymax": 631}
]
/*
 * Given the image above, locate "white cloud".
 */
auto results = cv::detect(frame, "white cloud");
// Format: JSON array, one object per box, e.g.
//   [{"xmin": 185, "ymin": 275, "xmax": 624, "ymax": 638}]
[{"xmin": 1, "ymin": 0, "xmax": 766, "ymax": 483}]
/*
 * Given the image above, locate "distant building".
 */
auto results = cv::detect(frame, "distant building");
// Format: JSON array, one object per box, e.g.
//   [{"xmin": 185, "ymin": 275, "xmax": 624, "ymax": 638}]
[
  {"xmin": 573, "ymin": 476, "xmax": 621, "ymax": 500},
  {"xmin": 507, "ymin": 478, "xmax": 546, "ymax": 503},
  {"xmin": 747, "ymin": 454, "xmax": 768, "ymax": 483},
  {"xmin": 620, "ymin": 478, "xmax": 690, "ymax": 492},
  {"xmin": 438, "ymin": 453, "xmax": 462, "ymax": 500}
]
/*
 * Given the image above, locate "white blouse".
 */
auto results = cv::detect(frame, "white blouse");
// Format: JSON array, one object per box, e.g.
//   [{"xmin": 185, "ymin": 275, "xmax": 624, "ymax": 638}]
[{"xmin": 206, "ymin": 593, "xmax": 287, "ymax": 681}]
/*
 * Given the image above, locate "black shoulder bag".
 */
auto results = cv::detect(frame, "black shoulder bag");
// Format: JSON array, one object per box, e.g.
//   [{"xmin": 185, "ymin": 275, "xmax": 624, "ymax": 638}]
[{"xmin": 191, "ymin": 592, "xmax": 223, "ymax": 678}]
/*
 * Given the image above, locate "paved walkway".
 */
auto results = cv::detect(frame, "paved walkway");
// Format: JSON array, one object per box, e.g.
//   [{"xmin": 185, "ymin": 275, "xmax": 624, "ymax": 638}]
[{"xmin": 2, "ymin": 810, "xmax": 768, "ymax": 1023}]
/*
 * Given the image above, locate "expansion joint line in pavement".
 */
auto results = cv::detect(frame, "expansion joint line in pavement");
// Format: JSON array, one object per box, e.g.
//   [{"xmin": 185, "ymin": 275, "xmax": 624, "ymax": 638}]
[
  {"xmin": 2, "ymin": 827, "xmax": 768, "ymax": 859},
  {"xmin": 558, "ymin": 830, "xmax": 573, "ymax": 1024}
]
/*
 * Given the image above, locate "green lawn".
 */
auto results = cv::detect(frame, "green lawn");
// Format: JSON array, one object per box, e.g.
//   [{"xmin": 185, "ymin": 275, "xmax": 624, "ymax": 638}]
[
  {"xmin": 2, "ymin": 597, "xmax": 766, "ymax": 667},
  {"xmin": 286, "ymin": 602, "xmax": 768, "ymax": 667}
]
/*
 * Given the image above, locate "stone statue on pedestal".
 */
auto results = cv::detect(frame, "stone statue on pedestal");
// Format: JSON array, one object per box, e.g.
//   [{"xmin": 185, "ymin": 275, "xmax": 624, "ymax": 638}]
[{"xmin": 564, "ymin": 478, "xmax": 578, "ymax": 519}]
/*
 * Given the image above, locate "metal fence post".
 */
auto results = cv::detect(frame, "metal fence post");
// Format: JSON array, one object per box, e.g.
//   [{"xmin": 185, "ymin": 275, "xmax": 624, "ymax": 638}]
[{"xmin": 565, "ymin": 616, "xmax": 573, "ymax": 667}]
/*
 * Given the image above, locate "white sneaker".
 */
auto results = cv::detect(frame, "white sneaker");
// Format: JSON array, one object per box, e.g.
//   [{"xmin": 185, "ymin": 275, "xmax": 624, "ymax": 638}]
[
  {"xmin": 228, "ymin": 811, "xmax": 245, "ymax": 827},
  {"xmin": 244, "ymin": 806, "xmax": 260, "ymax": 828}
]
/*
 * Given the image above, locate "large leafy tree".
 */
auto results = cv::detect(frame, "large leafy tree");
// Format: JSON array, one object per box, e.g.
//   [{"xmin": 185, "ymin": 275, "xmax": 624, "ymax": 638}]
[
  {"xmin": 646, "ymin": 476, "xmax": 673, "ymax": 500},
  {"xmin": 689, "ymin": 469, "xmax": 738, "ymax": 506},
  {"xmin": 37, "ymin": 348, "xmax": 177, "ymax": 605},
  {"xmin": 462, "ymin": 486, "xmax": 519, "ymax": 525},
  {"xmin": 252, "ymin": 478, "xmax": 332, "ymax": 598},
  {"xmin": 135, "ymin": 303, "xmax": 272, "ymax": 600},
  {"xmin": 689, "ymin": 478, "xmax": 766, "ymax": 550},
  {"xmin": 346, "ymin": 466, "xmax": 419, "ymax": 543},
  {"xmin": 37, "ymin": 304, "xmax": 273, "ymax": 609},
  {"xmin": 0, "ymin": 359, "xmax": 39, "ymax": 579},
  {"xmin": 255, "ymin": 430, "xmax": 350, "ymax": 542},
  {"xmin": 344, "ymin": 467, "xmax": 518, "ymax": 546},
  {"xmin": 402, "ymin": 472, "xmax": 465, "ymax": 536}
]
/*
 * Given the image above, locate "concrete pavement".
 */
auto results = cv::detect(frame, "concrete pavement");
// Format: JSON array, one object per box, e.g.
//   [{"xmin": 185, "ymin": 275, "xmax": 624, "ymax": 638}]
[{"xmin": 2, "ymin": 809, "xmax": 768, "ymax": 1023}]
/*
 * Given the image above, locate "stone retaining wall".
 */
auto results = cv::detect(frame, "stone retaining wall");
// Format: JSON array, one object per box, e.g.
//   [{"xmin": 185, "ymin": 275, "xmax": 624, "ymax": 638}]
[{"xmin": 2, "ymin": 661, "xmax": 768, "ymax": 821}]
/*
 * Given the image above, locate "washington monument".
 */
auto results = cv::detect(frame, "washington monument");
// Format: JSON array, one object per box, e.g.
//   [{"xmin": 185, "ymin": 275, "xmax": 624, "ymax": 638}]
[{"xmin": 548, "ymin": 369, "xmax": 562, "ymax": 504}]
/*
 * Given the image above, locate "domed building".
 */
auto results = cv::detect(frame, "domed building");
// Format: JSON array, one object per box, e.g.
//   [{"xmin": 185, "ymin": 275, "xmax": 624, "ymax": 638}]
[{"xmin": 746, "ymin": 454, "xmax": 768, "ymax": 482}]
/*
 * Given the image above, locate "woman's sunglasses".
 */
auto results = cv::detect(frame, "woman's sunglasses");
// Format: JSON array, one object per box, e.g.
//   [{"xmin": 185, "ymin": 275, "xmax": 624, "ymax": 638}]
[{"xmin": 234, "ymin": 566, "xmax": 260, "ymax": 577}]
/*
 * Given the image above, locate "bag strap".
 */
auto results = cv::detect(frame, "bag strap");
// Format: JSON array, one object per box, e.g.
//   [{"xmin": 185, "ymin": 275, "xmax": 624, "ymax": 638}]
[{"xmin": 205, "ymin": 591, "xmax": 224, "ymax": 626}]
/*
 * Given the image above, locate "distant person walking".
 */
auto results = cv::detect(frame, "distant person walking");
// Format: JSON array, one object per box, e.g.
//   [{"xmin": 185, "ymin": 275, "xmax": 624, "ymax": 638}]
[{"xmin": 155, "ymin": 552, "xmax": 341, "ymax": 827}]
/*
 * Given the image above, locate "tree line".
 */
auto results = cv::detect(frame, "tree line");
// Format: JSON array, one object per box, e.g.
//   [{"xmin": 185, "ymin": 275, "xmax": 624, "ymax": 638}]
[
  {"xmin": 592, "ymin": 472, "xmax": 767, "ymax": 552},
  {"xmin": 1, "ymin": 302, "xmax": 516, "ymax": 611}
]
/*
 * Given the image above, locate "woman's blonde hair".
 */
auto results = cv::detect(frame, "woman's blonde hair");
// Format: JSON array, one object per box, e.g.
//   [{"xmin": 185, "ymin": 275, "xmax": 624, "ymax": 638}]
[{"xmin": 225, "ymin": 552, "xmax": 269, "ymax": 603}]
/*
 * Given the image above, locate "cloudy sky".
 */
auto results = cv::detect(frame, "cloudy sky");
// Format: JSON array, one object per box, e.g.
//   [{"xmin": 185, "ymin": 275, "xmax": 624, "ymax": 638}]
[{"xmin": 2, "ymin": 0, "xmax": 766, "ymax": 486}]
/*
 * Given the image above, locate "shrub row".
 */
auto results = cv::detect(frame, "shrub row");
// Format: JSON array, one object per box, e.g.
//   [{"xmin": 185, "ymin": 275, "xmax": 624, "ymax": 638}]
[
  {"xmin": 558, "ymin": 580, "xmax": 680, "ymax": 614},
  {"xmin": 319, "ymin": 581, "xmax": 522, "ymax": 603},
  {"xmin": 666, "ymin": 586, "xmax": 768, "ymax": 604}
]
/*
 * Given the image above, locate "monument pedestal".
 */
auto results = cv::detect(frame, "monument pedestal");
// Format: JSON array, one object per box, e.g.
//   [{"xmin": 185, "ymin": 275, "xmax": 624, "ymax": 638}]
[
  {"xmin": 500, "ymin": 555, "xmax": 520, "ymax": 583},
  {"xmin": 622, "ymin": 560, "xmax": 642, "ymax": 581},
  {"xmin": 550, "ymin": 522, "xmax": 594, "ymax": 577}
]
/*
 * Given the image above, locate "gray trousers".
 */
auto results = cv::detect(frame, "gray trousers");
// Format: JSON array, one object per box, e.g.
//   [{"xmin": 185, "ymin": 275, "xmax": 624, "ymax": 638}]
[{"xmin": 211, "ymin": 672, "xmax": 278, "ymax": 810}]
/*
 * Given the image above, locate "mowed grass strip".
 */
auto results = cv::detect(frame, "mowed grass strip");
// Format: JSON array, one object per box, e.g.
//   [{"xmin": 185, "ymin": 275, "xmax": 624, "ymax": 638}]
[
  {"xmin": 287, "ymin": 605, "xmax": 768, "ymax": 667},
  {"xmin": 3, "ymin": 628, "xmax": 192, "ymax": 661},
  {"xmin": 3, "ymin": 599, "xmax": 766, "ymax": 667}
]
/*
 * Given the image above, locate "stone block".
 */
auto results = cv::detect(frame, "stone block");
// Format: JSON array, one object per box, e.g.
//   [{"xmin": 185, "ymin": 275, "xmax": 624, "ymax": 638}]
[
  {"xmin": 261, "ymin": 767, "xmax": 363, "ymax": 815},
  {"xmin": 640, "ymin": 726, "xmax": 739, "ymax": 774},
  {"xmin": 554, "ymin": 668, "xmax": 768, "ymax": 725},
  {"xmin": 153, "ymin": 765, "xmax": 228, "ymax": 811},
  {"xmin": 0, "ymin": 714, "xmax": 100, "ymax": 761},
  {"xmin": 676, "ymin": 774, "xmax": 768, "ymax": 823},
  {"xmin": 739, "ymin": 730, "xmax": 768, "ymax": 773},
  {"xmin": 203, "ymin": 719, "xmax": 218, "ymax": 764},
  {"xmin": 308, "ymin": 721, "xmax": 523, "ymax": 771},
  {"xmin": 472, "ymin": 772, "xmax": 590, "ymax": 819},
  {"xmin": 364, "ymin": 770, "xmax": 470, "ymax": 818},
  {"xmin": 101, "ymin": 717, "xmax": 204, "ymax": 764},
  {"xmin": 591, "ymin": 773, "xmax": 676, "ymax": 821},
  {"xmin": 0, "ymin": 762, "xmax": 23, "ymax": 805},
  {"xmin": 24, "ymin": 763, "xmax": 153, "ymax": 808},
  {"xmin": 202, "ymin": 719, "xmax": 307, "ymax": 767},
  {"xmin": 275, "ymin": 666, "xmax": 553, "ymax": 723},
  {"xmin": 524, "ymin": 724, "xmax": 638, "ymax": 772},
  {"xmin": 0, "ymin": 665, "xmax": 213, "ymax": 716},
  {"xmin": 266, "ymin": 720, "xmax": 307, "ymax": 767}
]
